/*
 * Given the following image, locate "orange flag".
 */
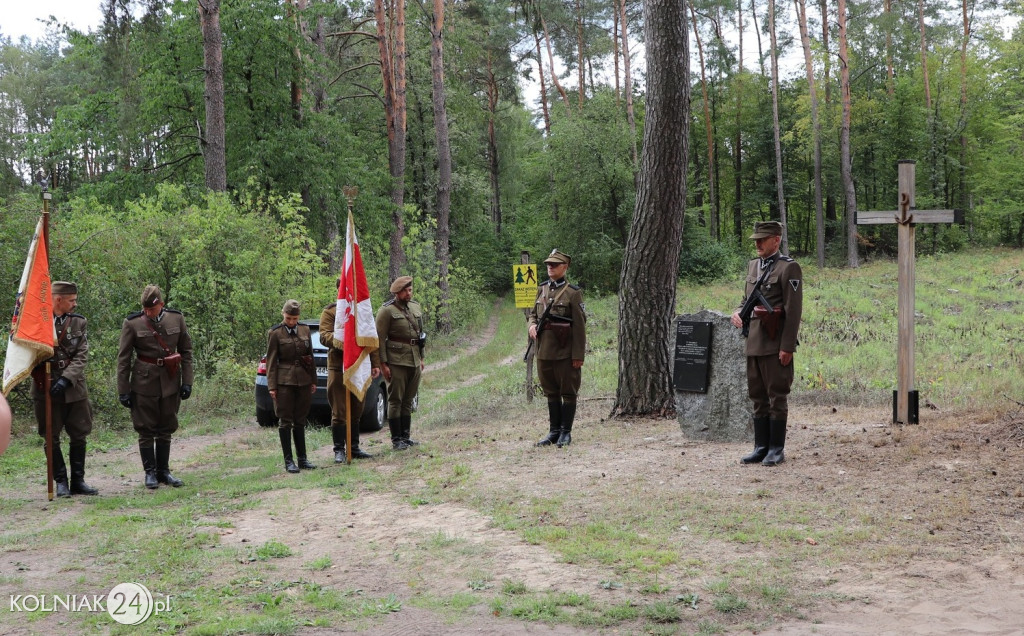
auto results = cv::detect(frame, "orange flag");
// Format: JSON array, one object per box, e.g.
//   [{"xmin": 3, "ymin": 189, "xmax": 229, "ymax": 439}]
[{"xmin": 2, "ymin": 216, "xmax": 54, "ymax": 396}]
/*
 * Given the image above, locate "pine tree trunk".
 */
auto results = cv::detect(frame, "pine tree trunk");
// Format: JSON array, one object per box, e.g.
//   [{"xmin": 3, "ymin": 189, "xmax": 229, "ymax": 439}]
[
  {"xmin": 768, "ymin": 0, "xmax": 788, "ymax": 251},
  {"xmin": 430, "ymin": 0, "xmax": 453, "ymax": 333},
  {"xmin": 838, "ymin": 0, "xmax": 859, "ymax": 268},
  {"xmin": 688, "ymin": 0, "xmax": 717, "ymax": 239},
  {"xmin": 795, "ymin": 0, "xmax": 824, "ymax": 267},
  {"xmin": 613, "ymin": 0, "xmax": 690, "ymax": 417},
  {"xmin": 375, "ymin": 0, "xmax": 408, "ymax": 281},
  {"xmin": 198, "ymin": 0, "xmax": 226, "ymax": 192}
]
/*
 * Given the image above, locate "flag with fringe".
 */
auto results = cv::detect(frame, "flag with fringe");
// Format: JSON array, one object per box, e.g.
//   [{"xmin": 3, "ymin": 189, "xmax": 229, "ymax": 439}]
[
  {"xmin": 334, "ymin": 211, "xmax": 379, "ymax": 400},
  {"xmin": 2, "ymin": 216, "xmax": 54, "ymax": 396}
]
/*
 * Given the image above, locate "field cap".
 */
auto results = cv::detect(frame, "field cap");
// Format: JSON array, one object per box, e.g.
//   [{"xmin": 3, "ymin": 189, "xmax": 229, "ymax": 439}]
[
  {"xmin": 390, "ymin": 276, "xmax": 413, "ymax": 293},
  {"xmin": 141, "ymin": 285, "xmax": 163, "ymax": 307},
  {"xmin": 52, "ymin": 281, "xmax": 78, "ymax": 296},
  {"xmin": 543, "ymin": 249, "xmax": 571, "ymax": 265},
  {"xmin": 282, "ymin": 299, "xmax": 301, "ymax": 316},
  {"xmin": 749, "ymin": 221, "xmax": 784, "ymax": 239}
]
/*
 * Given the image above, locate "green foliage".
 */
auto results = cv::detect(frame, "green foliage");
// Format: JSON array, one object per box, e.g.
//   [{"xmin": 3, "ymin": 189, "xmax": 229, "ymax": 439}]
[{"xmin": 679, "ymin": 220, "xmax": 749, "ymax": 284}]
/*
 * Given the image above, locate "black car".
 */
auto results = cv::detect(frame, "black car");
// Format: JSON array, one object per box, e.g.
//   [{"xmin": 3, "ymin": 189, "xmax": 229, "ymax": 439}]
[{"xmin": 255, "ymin": 320, "xmax": 386, "ymax": 432}]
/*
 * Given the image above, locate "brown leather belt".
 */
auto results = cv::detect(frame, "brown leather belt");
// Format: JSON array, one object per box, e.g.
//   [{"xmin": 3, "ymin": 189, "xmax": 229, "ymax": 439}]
[
  {"xmin": 138, "ymin": 355, "xmax": 167, "ymax": 366},
  {"xmin": 390, "ymin": 337, "xmax": 419, "ymax": 345}
]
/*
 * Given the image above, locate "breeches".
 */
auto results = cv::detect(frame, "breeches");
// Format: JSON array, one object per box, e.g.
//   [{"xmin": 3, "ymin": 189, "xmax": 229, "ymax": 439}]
[
  {"xmin": 274, "ymin": 384, "xmax": 312, "ymax": 428},
  {"xmin": 537, "ymin": 358, "xmax": 581, "ymax": 404},
  {"xmin": 132, "ymin": 393, "xmax": 181, "ymax": 442},
  {"xmin": 746, "ymin": 354, "xmax": 794, "ymax": 419},
  {"xmin": 35, "ymin": 396, "xmax": 92, "ymax": 444},
  {"xmin": 386, "ymin": 364, "xmax": 420, "ymax": 417}
]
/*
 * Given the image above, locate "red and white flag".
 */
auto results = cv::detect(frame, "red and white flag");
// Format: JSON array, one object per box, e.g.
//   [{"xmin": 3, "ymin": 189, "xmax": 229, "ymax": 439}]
[
  {"xmin": 2, "ymin": 216, "xmax": 54, "ymax": 396},
  {"xmin": 335, "ymin": 211, "xmax": 379, "ymax": 400}
]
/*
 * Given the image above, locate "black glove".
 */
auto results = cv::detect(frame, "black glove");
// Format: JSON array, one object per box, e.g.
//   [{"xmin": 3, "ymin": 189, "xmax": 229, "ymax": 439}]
[
  {"xmin": 49, "ymin": 377, "xmax": 71, "ymax": 397},
  {"xmin": 179, "ymin": 384, "xmax": 192, "ymax": 400},
  {"xmin": 119, "ymin": 393, "xmax": 133, "ymax": 409}
]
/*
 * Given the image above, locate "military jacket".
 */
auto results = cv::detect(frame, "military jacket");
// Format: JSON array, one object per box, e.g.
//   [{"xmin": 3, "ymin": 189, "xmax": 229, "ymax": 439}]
[
  {"xmin": 319, "ymin": 302, "xmax": 381, "ymax": 372},
  {"xmin": 32, "ymin": 313, "xmax": 89, "ymax": 403},
  {"xmin": 117, "ymin": 308, "xmax": 195, "ymax": 398},
  {"xmin": 265, "ymin": 323, "xmax": 315, "ymax": 390},
  {"xmin": 527, "ymin": 279, "xmax": 587, "ymax": 361},
  {"xmin": 739, "ymin": 253, "xmax": 803, "ymax": 356},
  {"xmin": 375, "ymin": 299, "xmax": 424, "ymax": 368}
]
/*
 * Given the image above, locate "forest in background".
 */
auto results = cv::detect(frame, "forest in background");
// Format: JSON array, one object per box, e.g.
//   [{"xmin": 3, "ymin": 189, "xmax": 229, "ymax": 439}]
[{"xmin": 2, "ymin": 0, "xmax": 1024, "ymax": 385}]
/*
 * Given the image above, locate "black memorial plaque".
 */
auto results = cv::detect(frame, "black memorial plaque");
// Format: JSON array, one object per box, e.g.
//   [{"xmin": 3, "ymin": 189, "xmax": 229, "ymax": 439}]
[{"xmin": 674, "ymin": 320, "xmax": 712, "ymax": 393}]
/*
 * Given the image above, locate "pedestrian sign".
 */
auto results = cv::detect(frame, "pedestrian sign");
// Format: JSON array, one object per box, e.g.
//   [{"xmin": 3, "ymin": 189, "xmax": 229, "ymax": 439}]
[{"xmin": 513, "ymin": 264, "xmax": 538, "ymax": 308}]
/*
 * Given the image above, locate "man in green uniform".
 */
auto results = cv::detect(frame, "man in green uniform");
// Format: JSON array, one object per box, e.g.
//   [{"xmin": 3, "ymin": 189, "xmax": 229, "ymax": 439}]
[
  {"xmin": 32, "ymin": 281, "xmax": 97, "ymax": 497},
  {"xmin": 528, "ymin": 249, "xmax": 587, "ymax": 448},
  {"xmin": 730, "ymin": 221, "xmax": 803, "ymax": 466},
  {"xmin": 320, "ymin": 297, "xmax": 381, "ymax": 461},
  {"xmin": 266, "ymin": 300, "xmax": 317, "ymax": 473},
  {"xmin": 375, "ymin": 276, "xmax": 424, "ymax": 450},
  {"xmin": 117, "ymin": 285, "xmax": 194, "ymax": 488}
]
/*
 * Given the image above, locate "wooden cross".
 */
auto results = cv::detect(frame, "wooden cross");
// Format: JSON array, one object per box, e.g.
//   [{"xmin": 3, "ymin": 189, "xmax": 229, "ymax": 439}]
[{"xmin": 856, "ymin": 160, "xmax": 962, "ymax": 424}]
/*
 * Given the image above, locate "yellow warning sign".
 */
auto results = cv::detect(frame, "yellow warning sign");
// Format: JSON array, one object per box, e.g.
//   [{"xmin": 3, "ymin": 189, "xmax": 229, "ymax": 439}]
[{"xmin": 513, "ymin": 264, "xmax": 538, "ymax": 308}]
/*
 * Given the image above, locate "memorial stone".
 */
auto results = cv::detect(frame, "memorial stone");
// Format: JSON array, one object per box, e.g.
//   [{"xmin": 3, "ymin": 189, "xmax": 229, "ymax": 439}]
[{"xmin": 675, "ymin": 309, "xmax": 751, "ymax": 441}]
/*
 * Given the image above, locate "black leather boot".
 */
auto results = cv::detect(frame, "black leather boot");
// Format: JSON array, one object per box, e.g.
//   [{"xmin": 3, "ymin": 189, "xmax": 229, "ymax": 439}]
[
  {"xmin": 537, "ymin": 401, "xmax": 561, "ymax": 446},
  {"xmin": 762, "ymin": 419, "xmax": 787, "ymax": 466},
  {"xmin": 741, "ymin": 417, "xmax": 771, "ymax": 465},
  {"xmin": 557, "ymin": 402, "xmax": 576, "ymax": 448},
  {"xmin": 139, "ymin": 443, "xmax": 159, "ymax": 489},
  {"xmin": 389, "ymin": 418, "xmax": 409, "ymax": 450},
  {"xmin": 280, "ymin": 427, "xmax": 299, "ymax": 473},
  {"xmin": 69, "ymin": 443, "xmax": 98, "ymax": 495},
  {"xmin": 155, "ymin": 440, "xmax": 183, "ymax": 486},
  {"xmin": 401, "ymin": 415, "xmax": 418, "ymax": 445},
  {"xmin": 293, "ymin": 426, "xmax": 316, "ymax": 470},
  {"xmin": 332, "ymin": 425, "xmax": 345, "ymax": 463},
  {"xmin": 51, "ymin": 444, "xmax": 71, "ymax": 498}
]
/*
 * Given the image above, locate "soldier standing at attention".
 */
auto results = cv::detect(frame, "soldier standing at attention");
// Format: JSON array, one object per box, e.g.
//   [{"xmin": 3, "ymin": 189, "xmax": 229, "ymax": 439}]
[
  {"xmin": 528, "ymin": 250, "xmax": 586, "ymax": 448},
  {"xmin": 730, "ymin": 221, "xmax": 803, "ymax": 466},
  {"xmin": 375, "ymin": 276, "xmax": 424, "ymax": 450},
  {"xmin": 266, "ymin": 300, "xmax": 318, "ymax": 473},
  {"xmin": 117, "ymin": 285, "xmax": 193, "ymax": 489},
  {"xmin": 33, "ymin": 281, "xmax": 97, "ymax": 497},
  {"xmin": 320, "ymin": 295, "xmax": 381, "ymax": 461}
]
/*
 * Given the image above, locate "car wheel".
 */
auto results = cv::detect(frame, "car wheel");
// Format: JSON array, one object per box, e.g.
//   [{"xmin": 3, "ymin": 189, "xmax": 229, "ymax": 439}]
[
  {"xmin": 256, "ymin": 407, "xmax": 278, "ymax": 428},
  {"xmin": 360, "ymin": 380, "xmax": 386, "ymax": 433}
]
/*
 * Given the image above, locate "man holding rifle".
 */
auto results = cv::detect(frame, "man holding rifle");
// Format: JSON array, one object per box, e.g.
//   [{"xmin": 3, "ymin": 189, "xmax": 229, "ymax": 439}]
[
  {"xmin": 528, "ymin": 250, "xmax": 586, "ymax": 448},
  {"xmin": 731, "ymin": 221, "xmax": 803, "ymax": 466}
]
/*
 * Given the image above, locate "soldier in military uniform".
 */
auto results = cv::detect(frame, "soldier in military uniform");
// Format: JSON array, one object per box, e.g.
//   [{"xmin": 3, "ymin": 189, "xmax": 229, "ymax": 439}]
[
  {"xmin": 117, "ymin": 285, "xmax": 194, "ymax": 488},
  {"xmin": 730, "ymin": 221, "xmax": 803, "ymax": 466},
  {"xmin": 319, "ymin": 297, "xmax": 381, "ymax": 461},
  {"xmin": 527, "ymin": 250, "xmax": 586, "ymax": 448},
  {"xmin": 375, "ymin": 276, "xmax": 424, "ymax": 450},
  {"xmin": 32, "ymin": 281, "xmax": 97, "ymax": 497},
  {"xmin": 266, "ymin": 300, "xmax": 318, "ymax": 473}
]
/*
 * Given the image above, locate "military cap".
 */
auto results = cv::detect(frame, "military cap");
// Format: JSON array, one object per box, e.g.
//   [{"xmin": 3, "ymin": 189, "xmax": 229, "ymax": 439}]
[
  {"xmin": 141, "ymin": 284, "xmax": 163, "ymax": 307},
  {"xmin": 282, "ymin": 299, "xmax": 301, "ymax": 316},
  {"xmin": 749, "ymin": 221, "xmax": 784, "ymax": 239},
  {"xmin": 51, "ymin": 281, "xmax": 78, "ymax": 296},
  {"xmin": 390, "ymin": 276, "xmax": 413, "ymax": 293},
  {"xmin": 543, "ymin": 249, "xmax": 571, "ymax": 265}
]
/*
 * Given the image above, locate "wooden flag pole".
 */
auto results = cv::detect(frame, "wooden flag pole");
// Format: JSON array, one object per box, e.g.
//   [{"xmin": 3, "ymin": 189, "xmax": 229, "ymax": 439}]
[
  {"xmin": 343, "ymin": 186, "xmax": 359, "ymax": 465},
  {"xmin": 42, "ymin": 183, "xmax": 54, "ymax": 501}
]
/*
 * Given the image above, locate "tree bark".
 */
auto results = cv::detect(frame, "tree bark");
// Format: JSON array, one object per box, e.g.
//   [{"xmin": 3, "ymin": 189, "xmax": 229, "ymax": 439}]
[
  {"xmin": 795, "ymin": 0, "xmax": 824, "ymax": 267},
  {"xmin": 429, "ymin": 0, "xmax": 453, "ymax": 333},
  {"xmin": 486, "ymin": 51, "xmax": 502, "ymax": 234},
  {"xmin": 768, "ymin": 0, "xmax": 788, "ymax": 251},
  {"xmin": 688, "ymin": 0, "xmax": 717, "ymax": 238},
  {"xmin": 838, "ymin": 0, "xmax": 859, "ymax": 267},
  {"xmin": 540, "ymin": 12, "xmax": 573, "ymax": 116},
  {"xmin": 620, "ymin": 0, "xmax": 638, "ymax": 175},
  {"xmin": 375, "ymin": 0, "xmax": 408, "ymax": 281},
  {"xmin": 198, "ymin": 0, "xmax": 226, "ymax": 192},
  {"xmin": 733, "ymin": 0, "xmax": 744, "ymax": 242},
  {"xmin": 613, "ymin": 0, "xmax": 690, "ymax": 417}
]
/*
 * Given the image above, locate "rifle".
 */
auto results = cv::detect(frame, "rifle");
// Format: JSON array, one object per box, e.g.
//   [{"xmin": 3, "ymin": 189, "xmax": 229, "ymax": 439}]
[
  {"xmin": 524, "ymin": 299, "xmax": 556, "ymax": 362},
  {"xmin": 738, "ymin": 264, "xmax": 775, "ymax": 338}
]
